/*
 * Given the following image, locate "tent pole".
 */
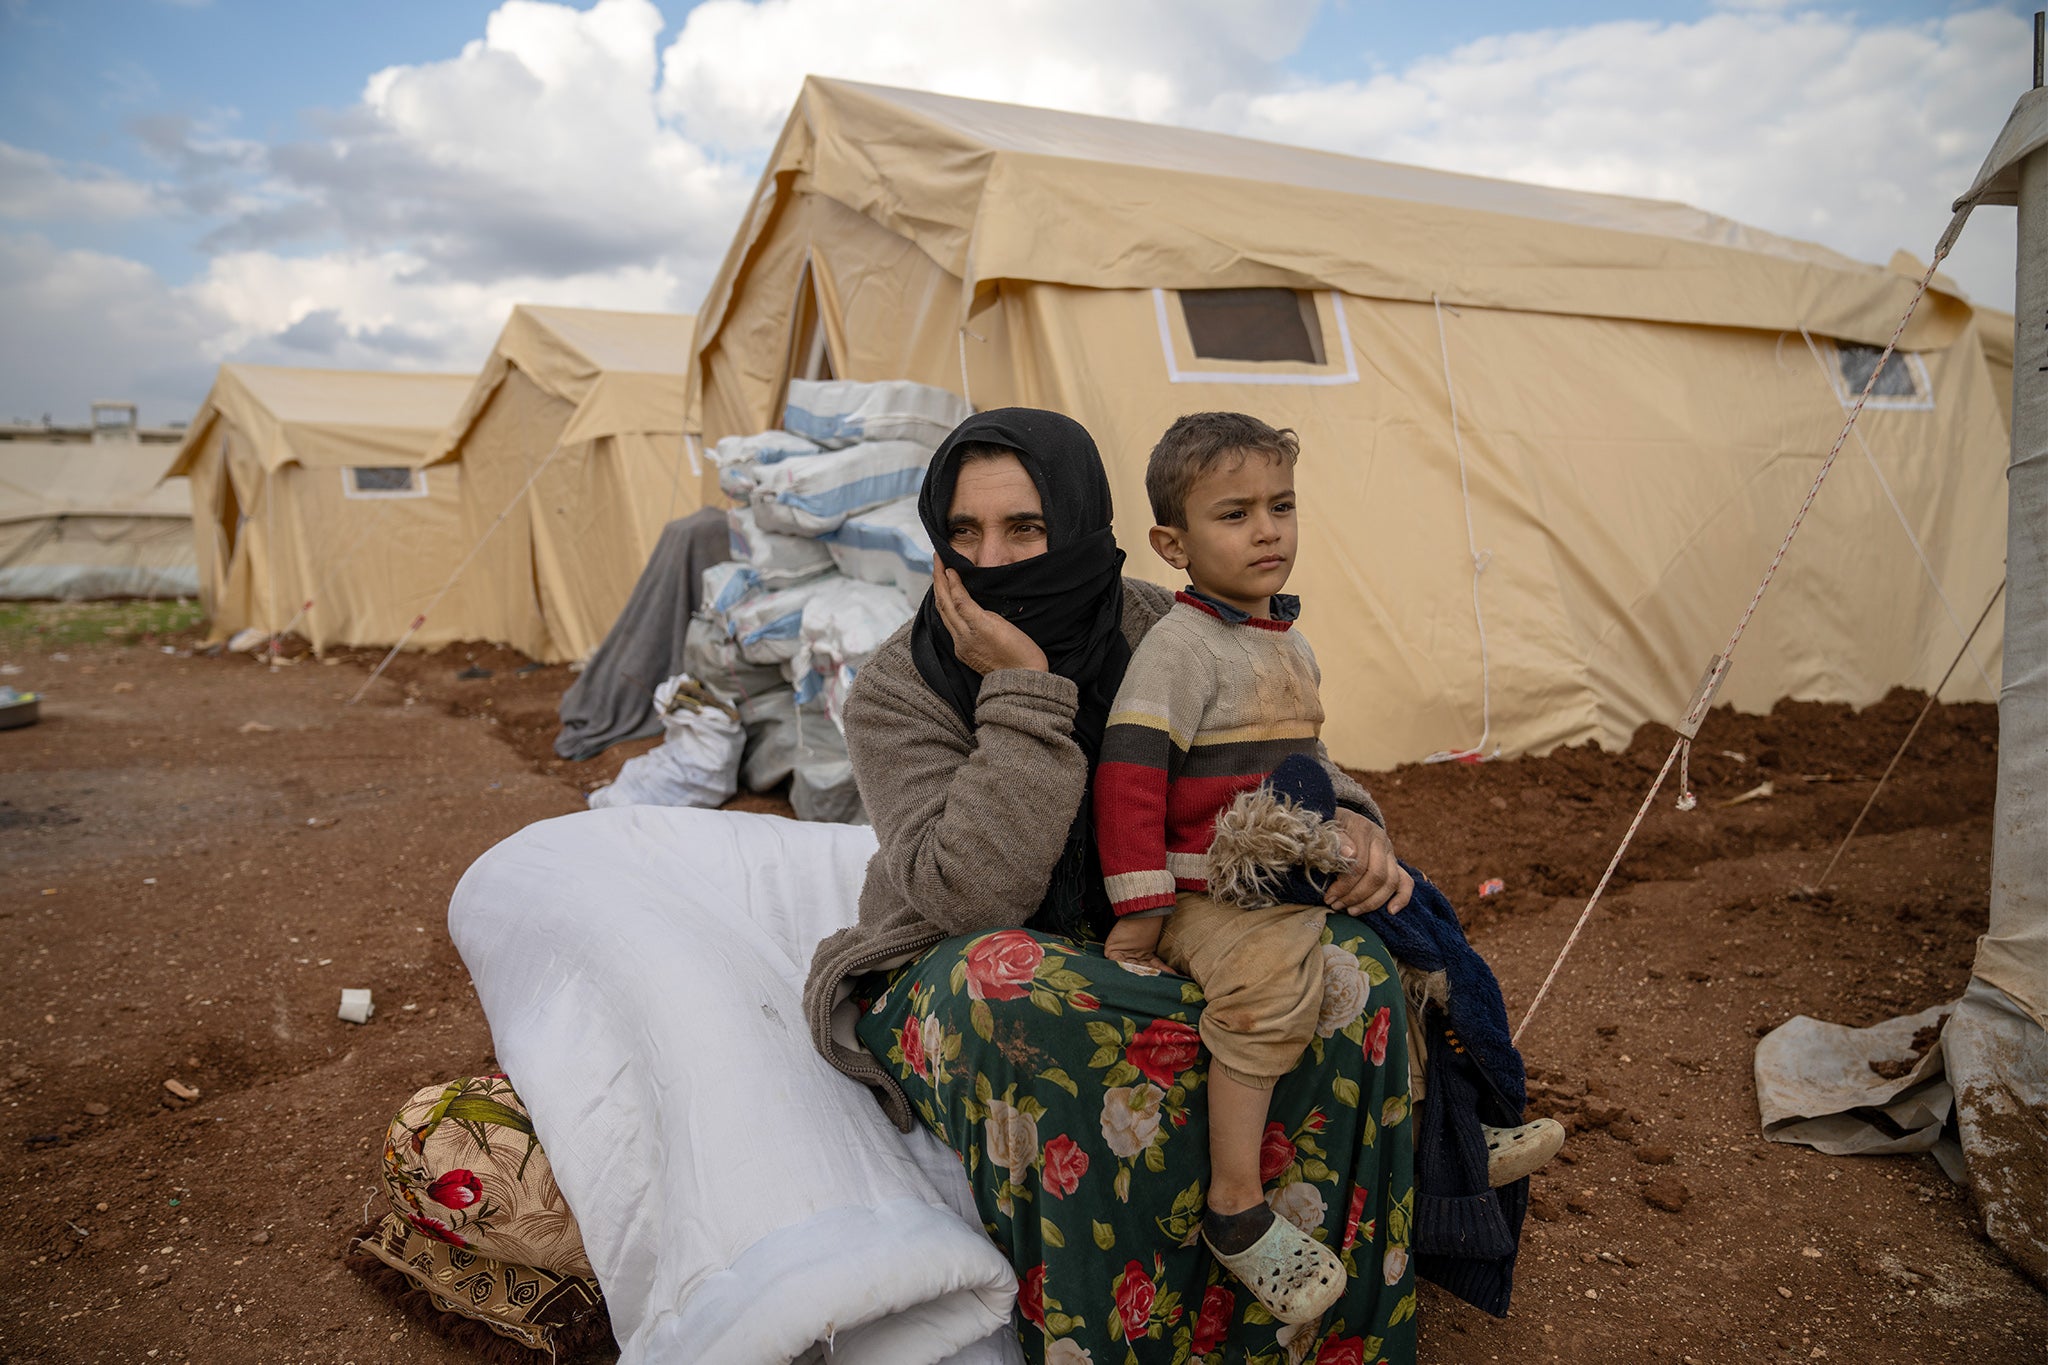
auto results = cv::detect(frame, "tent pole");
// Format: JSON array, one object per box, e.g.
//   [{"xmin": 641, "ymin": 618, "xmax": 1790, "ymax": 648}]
[
  {"xmin": 1939, "ymin": 30, "xmax": 2048, "ymax": 1288},
  {"xmin": 1986, "ymin": 37, "xmax": 2048, "ymax": 1038}
]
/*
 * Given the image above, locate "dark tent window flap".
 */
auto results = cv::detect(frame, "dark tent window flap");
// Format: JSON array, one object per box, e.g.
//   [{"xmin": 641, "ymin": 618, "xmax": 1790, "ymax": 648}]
[
  {"xmin": 346, "ymin": 466, "xmax": 426, "ymax": 497},
  {"xmin": 1180, "ymin": 288, "xmax": 1327, "ymax": 365},
  {"xmin": 1835, "ymin": 342, "xmax": 1930, "ymax": 405}
]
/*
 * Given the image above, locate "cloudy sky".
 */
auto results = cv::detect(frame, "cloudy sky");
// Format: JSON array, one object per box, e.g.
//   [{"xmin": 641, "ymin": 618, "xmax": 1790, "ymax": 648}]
[{"xmin": 0, "ymin": 0, "xmax": 2030, "ymax": 426}]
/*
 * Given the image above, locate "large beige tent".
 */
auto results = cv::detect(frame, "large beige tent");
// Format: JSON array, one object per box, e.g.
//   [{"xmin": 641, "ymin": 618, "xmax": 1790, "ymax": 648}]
[
  {"xmin": 168, "ymin": 365, "xmax": 476, "ymax": 649},
  {"xmin": 427, "ymin": 304, "xmax": 712, "ymax": 662},
  {"xmin": 687, "ymin": 78, "xmax": 2009, "ymax": 768},
  {"xmin": 1, "ymin": 411, "xmax": 194, "ymax": 600}
]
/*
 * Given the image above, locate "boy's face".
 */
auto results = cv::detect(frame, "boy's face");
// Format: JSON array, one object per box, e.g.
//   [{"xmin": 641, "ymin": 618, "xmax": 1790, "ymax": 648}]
[{"xmin": 1148, "ymin": 449, "xmax": 1297, "ymax": 617}]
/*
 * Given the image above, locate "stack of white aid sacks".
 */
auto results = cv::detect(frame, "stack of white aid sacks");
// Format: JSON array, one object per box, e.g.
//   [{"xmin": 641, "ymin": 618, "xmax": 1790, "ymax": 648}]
[{"xmin": 687, "ymin": 379, "xmax": 960, "ymax": 823}]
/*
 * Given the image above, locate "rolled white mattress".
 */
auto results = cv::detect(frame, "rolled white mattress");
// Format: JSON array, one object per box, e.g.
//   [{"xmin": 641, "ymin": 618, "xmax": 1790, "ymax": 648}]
[{"xmin": 449, "ymin": 805, "xmax": 1023, "ymax": 1365}]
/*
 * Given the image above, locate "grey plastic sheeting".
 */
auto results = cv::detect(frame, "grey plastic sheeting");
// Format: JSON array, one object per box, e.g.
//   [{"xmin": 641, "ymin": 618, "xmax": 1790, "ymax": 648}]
[
  {"xmin": 1754, "ymin": 1001, "xmax": 1963, "ymax": 1181},
  {"xmin": 0, "ymin": 565, "xmax": 199, "ymax": 601}
]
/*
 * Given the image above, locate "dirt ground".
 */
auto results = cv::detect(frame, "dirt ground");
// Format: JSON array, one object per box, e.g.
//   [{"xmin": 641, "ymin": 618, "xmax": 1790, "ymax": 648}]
[{"xmin": 2, "ymin": 612, "xmax": 2042, "ymax": 1364}]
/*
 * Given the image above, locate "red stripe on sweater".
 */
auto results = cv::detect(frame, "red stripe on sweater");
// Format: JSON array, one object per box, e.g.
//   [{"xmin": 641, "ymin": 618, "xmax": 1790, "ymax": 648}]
[
  {"xmin": 1094, "ymin": 759, "xmax": 1171, "ymax": 884},
  {"xmin": 1173, "ymin": 591, "xmax": 1293, "ymax": 632}
]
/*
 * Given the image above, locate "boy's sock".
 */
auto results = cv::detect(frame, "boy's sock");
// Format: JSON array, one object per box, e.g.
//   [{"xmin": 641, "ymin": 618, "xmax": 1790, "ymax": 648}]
[{"xmin": 1203, "ymin": 1200, "xmax": 1276, "ymax": 1255}]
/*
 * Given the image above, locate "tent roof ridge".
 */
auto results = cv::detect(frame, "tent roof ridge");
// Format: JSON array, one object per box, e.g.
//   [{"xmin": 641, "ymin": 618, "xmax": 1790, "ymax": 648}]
[{"xmin": 808, "ymin": 76, "xmax": 1857, "ymax": 269}]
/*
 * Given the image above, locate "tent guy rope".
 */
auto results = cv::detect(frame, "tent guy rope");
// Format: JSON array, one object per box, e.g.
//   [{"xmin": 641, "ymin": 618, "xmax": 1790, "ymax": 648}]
[
  {"xmin": 1796, "ymin": 328, "xmax": 2000, "ymax": 697},
  {"xmin": 1512, "ymin": 235, "xmax": 1960, "ymax": 1045},
  {"xmin": 346, "ymin": 441, "xmax": 572, "ymax": 706},
  {"xmin": 1424, "ymin": 293, "xmax": 1497, "ymax": 764},
  {"xmin": 1810, "ymin": 577, "xmax": 2007, "ymax": 894}
]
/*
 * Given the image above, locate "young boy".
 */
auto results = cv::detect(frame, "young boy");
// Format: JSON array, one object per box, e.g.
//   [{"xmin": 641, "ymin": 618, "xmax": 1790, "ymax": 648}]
[{"xmin": 1094, "ymin": 412, "xmax": 1558, "ymax": 1324}]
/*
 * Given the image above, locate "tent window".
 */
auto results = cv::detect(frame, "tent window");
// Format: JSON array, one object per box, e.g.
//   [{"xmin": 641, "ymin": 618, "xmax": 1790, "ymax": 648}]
[
  {"xmin": 1831, "ymin": 342, "xmax": 1932, "ymax": 411},
  {"xmin": 1179, "ymin": 289, "xmax": 1326, "ymax": 365},
  {"xmin": 344, "ymin": 466, "xmax": 428, "ymax": 499},
  {"xmin": 1835, "ymin": 341, "xmax": 1925, "ymax": 405}
]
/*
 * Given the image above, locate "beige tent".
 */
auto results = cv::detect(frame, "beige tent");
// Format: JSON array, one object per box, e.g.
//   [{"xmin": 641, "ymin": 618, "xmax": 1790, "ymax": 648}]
[
  {"xmin": 427, "ymin": 304, "xmax": 713, "ymax": 662},
  {"xmin": 1, "ymin": 413, "xmax": 194, "ymax": 600},
  {"xmin": 167, "ymin": 365, "xmax": 476, "ymax": 649},
  {"xmin": 687, "ymin": 78, "xmax": 2009, "ymax": 768},
  {"xmin": 1975, "ymin": 303, "xmax": 2015, "ymax": 431}
]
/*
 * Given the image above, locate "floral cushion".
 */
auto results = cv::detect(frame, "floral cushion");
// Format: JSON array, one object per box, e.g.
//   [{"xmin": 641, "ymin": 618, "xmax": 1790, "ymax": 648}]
[{"xmin": 350, "ymin": 1075, "xmax": 607, "ymax": 1356}]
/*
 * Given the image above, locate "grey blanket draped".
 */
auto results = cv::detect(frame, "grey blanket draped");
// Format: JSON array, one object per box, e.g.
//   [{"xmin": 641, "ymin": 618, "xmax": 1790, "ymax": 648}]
[{"xmin": 554, "ymin": 508, "xmax": 730, "ymax": 762}]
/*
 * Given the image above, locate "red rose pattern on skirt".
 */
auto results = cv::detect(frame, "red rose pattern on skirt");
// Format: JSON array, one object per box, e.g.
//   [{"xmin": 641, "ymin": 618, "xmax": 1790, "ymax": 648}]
[{"xmin": 857, "ymin": 923, "xmax": 1418, "ymax": 1365}]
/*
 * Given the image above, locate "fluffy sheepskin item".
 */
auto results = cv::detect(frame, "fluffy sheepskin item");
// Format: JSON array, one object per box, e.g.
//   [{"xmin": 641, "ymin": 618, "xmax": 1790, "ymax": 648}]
[{"xmin": 1206, "ymin": 785, "xmax": 1351, "ymax": 908}]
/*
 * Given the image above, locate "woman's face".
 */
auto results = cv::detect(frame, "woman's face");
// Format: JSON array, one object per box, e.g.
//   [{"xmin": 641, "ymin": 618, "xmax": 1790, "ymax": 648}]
[{"xmin": 945, "ymin": 453, "xmax": 1048, "ymax": 567}]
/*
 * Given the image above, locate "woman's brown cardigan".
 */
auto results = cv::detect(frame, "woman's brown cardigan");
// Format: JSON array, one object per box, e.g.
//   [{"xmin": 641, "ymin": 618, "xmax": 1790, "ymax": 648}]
[{"xmin": 801, "ymin": 578, "xmax": 1383, "ymax": 1131}]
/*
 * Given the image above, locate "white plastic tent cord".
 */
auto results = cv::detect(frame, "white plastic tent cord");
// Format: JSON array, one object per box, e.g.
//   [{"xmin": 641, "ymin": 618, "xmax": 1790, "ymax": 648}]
[
  {"xmin": 346, "ymin": 442, "xmax": 571, "ymax": 706},
  {"xmin": 665, "ymin": 433, "xmax": 704, "ymax": 527},
  {"xmin": 1812, "ymin": 576, "xmax": 2006, "ymax": 893},
  {"xmin": 261, "ymin": 476, "xmax": 280, "ymax": 663},
  {"xmin": 1797, "ymin": 328, "xmax": 1999, "ymax": 696},
  {"xmin": 1424, "ymin": 293, "xmax": 1496, "ymax": 764},
  {"xmin": 1513, "ymin": 240, "xmax": 1956, "ymax": 1045}
]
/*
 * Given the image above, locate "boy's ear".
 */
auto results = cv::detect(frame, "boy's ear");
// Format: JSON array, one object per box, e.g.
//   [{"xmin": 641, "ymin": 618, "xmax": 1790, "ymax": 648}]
[{"xmin": 1148, "ymin": 524, "xmax": 1189, "ymax": 571}]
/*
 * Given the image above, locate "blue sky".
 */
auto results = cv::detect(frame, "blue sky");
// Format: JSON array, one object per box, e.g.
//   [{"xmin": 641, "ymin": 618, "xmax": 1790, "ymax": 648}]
[{"xmin": 0, "ymin": 0, "xmax": 2029, "ymax": 422}]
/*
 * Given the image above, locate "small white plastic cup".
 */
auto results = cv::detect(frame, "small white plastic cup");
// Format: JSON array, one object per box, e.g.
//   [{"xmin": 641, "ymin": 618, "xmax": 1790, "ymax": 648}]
[{"xmin": 337, "ymin": 988, "xmax": 375, "ymax": 1024}]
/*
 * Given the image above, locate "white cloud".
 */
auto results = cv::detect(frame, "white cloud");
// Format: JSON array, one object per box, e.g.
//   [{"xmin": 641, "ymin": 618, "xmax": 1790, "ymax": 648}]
[
  {"xmin": 655, "ymin": 0, "xmax": 1317, "ymax": 151},
  {"xmin": 0, "ymin": 142, "xmax": 164, "ymax": 221},
  {"xmin": 1215, "ymin": 7, "xmax": 2025, "ymax": 309},
  {"xmin": 186, "ymin": 247, "xmax": 687, "ymax": 370},
  {"xmin": 208, "ymin": 0, "xmax": 749, "ymax": 282},
  {"xmin": 0, "ymin": 232, "xmax": 224, "ymax": 424}
]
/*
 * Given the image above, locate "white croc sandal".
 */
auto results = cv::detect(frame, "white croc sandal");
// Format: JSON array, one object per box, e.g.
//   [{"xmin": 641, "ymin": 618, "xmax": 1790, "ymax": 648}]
[
  {"xmin": 1484, "ymin": 1117, "xmax": 1566, "ymax": 1187},
  {"xmin": 1204, "ymin": 1213, "xmax": 1347, "ymax": 1325}
]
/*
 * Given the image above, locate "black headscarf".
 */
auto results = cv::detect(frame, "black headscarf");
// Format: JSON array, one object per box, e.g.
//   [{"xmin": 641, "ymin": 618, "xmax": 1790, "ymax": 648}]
[{"xmin": 910, "ymin": 408, "xmax": 1130, "ymax": 939}]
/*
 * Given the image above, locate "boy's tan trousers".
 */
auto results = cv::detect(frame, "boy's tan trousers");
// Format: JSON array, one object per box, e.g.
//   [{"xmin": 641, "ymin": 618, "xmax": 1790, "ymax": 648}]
[
  {"xmin": 1158, "ymin": 891, "xmax": 1328, "ymax": 1088},
  {"xmin": 1158, "ymin": 891, "xmax": 1437, "ymax": 1095}
]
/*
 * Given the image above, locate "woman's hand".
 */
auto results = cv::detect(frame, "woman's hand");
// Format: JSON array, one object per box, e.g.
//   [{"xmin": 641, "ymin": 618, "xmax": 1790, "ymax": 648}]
[
  {"xmin": 933, "ymin": 566, "xmax": 1049, "ymax": 675},
  {"xmin": 1324, "ymin": 809, "xmax": 1413, "ymax": 916}
]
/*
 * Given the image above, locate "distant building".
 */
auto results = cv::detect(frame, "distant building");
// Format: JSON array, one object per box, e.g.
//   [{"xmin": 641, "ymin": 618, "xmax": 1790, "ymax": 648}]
[
  {"xmin": 0, "ymin": 401, "xmax": 187, "ymax": 447},
  {"xmin": 0, "ymin": 402, "xmax": 198, "ymax": 600}
]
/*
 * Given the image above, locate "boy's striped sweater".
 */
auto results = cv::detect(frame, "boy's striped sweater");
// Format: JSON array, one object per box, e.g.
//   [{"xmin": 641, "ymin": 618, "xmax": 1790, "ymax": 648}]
[{"xmin": 1094, "ymin": 591, "xmax": 1330, "ymax": 916}]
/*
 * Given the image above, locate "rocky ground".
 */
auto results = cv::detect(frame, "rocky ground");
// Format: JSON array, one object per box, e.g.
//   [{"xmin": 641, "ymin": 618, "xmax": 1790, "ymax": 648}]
[{"xmin": 1, "ymin": 608, "xmax": 2041, "ymax": 1363}]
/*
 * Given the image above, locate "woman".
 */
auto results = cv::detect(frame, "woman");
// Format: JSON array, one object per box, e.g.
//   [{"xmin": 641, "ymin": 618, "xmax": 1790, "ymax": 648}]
[{"xmin": 802, "ymin": 409, "xmax": 1419, "ymax": 1365}]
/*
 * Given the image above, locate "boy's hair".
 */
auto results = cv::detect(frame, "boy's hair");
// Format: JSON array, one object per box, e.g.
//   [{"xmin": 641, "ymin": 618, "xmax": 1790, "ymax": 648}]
[{"xmin": 1145, "ymin": 412, "xmax": 1300, "ymax": 527}]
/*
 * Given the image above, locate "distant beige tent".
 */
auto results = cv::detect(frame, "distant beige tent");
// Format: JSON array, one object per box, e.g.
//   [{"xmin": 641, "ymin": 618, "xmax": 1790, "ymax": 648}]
[
  {"xmin": 428, "ymin": 304, "xmax": 712, "ymax": 662},
  {"xmin": 688, "ymin": 77, "xmax": 2009, "ymax": 768},
  {"xmin": 168, "ymin": 365, "xmax": 475, "ymax": 649},
  {"xmin": 1, "ymin": 408, "xmax": 194, "ymax": 600}
]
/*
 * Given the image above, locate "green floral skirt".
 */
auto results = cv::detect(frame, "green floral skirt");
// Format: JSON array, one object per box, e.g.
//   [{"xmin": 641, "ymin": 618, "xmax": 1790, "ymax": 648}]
[{"xmin": 855, "ymin": 921, "xmax": 1418, "ymax": 1365}]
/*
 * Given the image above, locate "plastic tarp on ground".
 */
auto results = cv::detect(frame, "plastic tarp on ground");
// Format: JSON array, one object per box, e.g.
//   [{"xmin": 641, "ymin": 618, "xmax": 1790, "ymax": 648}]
[
  {"xmin": 688, "ymin": 77, "xmax": 2009, "ymax": 770},
  {"xmin": 450, "ymin": 806, "xmax": 1021, "ymax": 1365},
  {"xmin": 429, "ymin": 305, "xmax": 718, "ymax": 662},
  {"xmin": 166, "ymin": 365, "xmax": 475, "ymax": 649},
  {"xmin": 0, "ymin": 436, "xmax": 195, "ymax": 599},
  {"xmin": 1754, "ymin": 1001, "xmax": 1962, "ymax": 1172}
]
